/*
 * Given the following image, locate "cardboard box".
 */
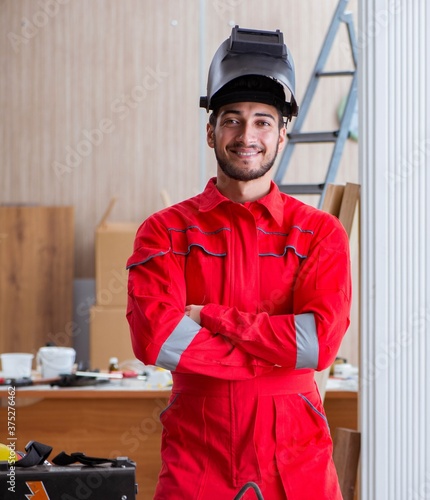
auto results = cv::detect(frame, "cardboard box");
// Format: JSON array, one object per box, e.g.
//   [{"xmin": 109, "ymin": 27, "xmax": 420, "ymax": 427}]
[
  {"xmin": 95, "ymin": 199, "xmax": 139, "ymax": 306},
  {"xmin": 89, "ymin": 305, "xmax": 136, "ymax": 370}
]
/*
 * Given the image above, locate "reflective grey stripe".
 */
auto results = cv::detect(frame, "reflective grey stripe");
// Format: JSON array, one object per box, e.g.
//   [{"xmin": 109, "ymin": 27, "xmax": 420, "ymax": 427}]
[
  {"xmin": 259, "ymin": 245, "xmax": 308, "ymax": 258},
  {"xmin": 295, "ymin": 313, "xmax": 319, "ymax": 369},
  {"xmin": 126, "ymin": 250, "xmax": 169, "ymax": 270},
  {"xmin": 156, "ymin": 315, "xmax": 201, "ymax": 371},
  {"xmin": 172, "ymin": 243, "xmax": 226, "ymax": 257}
]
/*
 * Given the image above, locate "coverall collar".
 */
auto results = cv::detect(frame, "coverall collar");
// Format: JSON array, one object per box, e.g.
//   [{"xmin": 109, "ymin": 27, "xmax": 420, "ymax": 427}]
[{"xmin": 199, "ymin": 177, "xmax": 285, "ymax": 227}]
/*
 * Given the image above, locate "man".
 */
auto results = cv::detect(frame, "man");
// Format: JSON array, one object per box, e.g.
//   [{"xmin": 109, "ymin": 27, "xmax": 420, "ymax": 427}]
[{"xmin": 127, "ymin": 26, "xmax": 351, "ymax": 499}]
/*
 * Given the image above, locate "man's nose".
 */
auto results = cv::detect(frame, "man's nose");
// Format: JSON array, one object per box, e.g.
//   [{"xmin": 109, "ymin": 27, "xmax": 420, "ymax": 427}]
[{"xmin": 237, "ymin": 123, "xmax": 256, "ymax": 143}]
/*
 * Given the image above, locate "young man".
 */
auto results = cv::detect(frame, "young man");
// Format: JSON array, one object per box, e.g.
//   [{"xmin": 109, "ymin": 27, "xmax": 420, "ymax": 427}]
[{"xmin": 127, "ymin": 27, "xmax": 351, "ymax": 499}]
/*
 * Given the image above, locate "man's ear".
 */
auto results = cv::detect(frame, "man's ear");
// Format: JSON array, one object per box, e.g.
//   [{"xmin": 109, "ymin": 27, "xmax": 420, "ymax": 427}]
[
  {"xmin": 207, "ymin": 123, "xmax": 215, "ymax": 148},
  {"xmin": 278, "ymin": 125, "xmax": 287, "ymax": 152}
]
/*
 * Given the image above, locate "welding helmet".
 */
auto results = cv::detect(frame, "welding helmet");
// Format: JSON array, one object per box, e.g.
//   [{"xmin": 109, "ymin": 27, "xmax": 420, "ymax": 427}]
[{"xmin": 200, "ymin": 25, "xmax": 299, "ymax": 120}]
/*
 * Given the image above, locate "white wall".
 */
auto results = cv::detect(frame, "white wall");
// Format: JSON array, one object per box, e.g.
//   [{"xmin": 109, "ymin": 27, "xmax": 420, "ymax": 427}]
[{"xmin": 359, "ymin": 0, "xmax": 430, "ymax": 498}]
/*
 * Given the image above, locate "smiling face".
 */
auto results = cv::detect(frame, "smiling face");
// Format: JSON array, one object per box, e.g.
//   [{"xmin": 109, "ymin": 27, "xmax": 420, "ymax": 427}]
[{"xmin": 207, "ymin": 101, "xmax": 286, "ymax": 182}]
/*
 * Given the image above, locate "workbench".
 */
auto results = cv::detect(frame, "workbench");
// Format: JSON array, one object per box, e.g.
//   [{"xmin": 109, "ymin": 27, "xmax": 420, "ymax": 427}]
[{"xmin": 0, "ymin": 384, "xmax": 357, "ymax": 499}]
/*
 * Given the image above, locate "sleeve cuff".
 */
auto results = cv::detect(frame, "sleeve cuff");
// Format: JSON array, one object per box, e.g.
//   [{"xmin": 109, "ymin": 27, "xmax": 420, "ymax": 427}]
[{"xmin": 200, "ymin": 303, "xmax": 228, "ymax": 333}]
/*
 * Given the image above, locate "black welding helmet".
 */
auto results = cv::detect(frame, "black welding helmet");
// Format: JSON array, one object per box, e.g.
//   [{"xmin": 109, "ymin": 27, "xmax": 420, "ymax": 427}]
[{"xmin": 200, "ymin": 25, "xmax": 299, "ymax": 120}]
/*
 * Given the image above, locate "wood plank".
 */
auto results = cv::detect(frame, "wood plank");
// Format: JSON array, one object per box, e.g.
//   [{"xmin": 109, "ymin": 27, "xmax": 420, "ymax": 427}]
[
  {"xmin": 338, "ymin": 183, "xmax": 361, "ymax": 236},
  {"xmin": 321, "ymin": 183, "xmax": 345, "ymax": 216},
  {"xmin": 333, "ymin": 427, "xmax": 361, "ymax": 500},
  {"xmin": 0, "ymin": 207, "xmax": 74, "ymax": 354}
]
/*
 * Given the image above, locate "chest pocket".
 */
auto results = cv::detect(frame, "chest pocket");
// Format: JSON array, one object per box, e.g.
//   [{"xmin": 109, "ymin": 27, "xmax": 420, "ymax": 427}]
[
  {"xmin": 169, "ymin": 225, "xmax": 230, "ymax": 304},
  {"xmin": 257, "ymin": 225, "xmax": 313, "ymax": 258},
  {"xmin": 169, "ymin": 225, "xmax": 230, "ymax": 257}
]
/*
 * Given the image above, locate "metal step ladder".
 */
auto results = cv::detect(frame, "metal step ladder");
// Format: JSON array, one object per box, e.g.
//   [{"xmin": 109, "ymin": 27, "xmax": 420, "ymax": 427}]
[{"xmin": 273, "ymin": 0, "xmax": 358, "ymax": 207}]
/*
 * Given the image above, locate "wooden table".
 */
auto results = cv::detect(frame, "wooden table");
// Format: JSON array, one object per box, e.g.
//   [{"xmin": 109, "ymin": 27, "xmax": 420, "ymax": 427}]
[
  {"xmin": 324, "ymin": 389, "xmax": 358, "ymax": 436},
  {"xmin": 1, "ymin": 384, "xmax": 358, "ymax": 499},
  {"xmin": 0, "ymin": 384, "xmax": 170, "ymax": 499},
  {"xmin": 324, "ymin": 388, "xmax": 360, "ymax": 500}
]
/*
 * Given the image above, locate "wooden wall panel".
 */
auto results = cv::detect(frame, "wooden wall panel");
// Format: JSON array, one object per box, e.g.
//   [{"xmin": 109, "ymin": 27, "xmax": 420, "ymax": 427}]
[
  {"xmin": 1, "ymin": 0, "xmax": 201, "ymax": 278},
  {"xmin": 0, "ymin": 0, "xmax": 358, "ymax": 363}
]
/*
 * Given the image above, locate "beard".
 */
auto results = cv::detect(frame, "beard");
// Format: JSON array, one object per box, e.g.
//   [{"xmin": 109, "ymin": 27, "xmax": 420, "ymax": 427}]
[{"xmin": 214, "ymin": 137, "xmax": 280, "ymax": 182}]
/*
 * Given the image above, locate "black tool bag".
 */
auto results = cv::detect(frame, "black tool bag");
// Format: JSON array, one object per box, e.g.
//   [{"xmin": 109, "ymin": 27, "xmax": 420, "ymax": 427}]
[{"xmin": 0, "ymin": 441, "xmax": 137, "ymax": 499}]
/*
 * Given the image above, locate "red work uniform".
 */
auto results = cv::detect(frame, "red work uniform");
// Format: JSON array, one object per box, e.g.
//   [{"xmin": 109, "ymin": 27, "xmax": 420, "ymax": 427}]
[{"xmin": 127, "ymin": 178, "xmax": 351, "ymax": 499}]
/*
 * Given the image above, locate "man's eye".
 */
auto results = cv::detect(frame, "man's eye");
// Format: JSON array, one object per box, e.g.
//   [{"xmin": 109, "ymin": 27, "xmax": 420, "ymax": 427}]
[{"xmin": 223, "ymin": 119, "xmax": 239, "ymax": 125}]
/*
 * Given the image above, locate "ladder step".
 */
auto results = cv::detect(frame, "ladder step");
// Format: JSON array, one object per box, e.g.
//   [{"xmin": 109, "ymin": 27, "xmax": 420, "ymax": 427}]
[
  {"xmin": 277, "ymin": 183, "xmax": 325, "ymax": 195},
  {"xmin": 316, "ymin": 70, "xmax": 355, "ymax": 77},
  {"xmin": 287, "ymin": 131, "xmax": 339, "ymax": 143}
]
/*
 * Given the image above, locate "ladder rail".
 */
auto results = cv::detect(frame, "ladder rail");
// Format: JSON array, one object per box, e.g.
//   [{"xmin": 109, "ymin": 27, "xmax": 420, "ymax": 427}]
[
  {"xmin": 343, "ymin": 11, "xmax": 358, "ymax": 67},
  {"xmin": 320, "ymin": 71, "xmax": 357, "ymax": 202}
]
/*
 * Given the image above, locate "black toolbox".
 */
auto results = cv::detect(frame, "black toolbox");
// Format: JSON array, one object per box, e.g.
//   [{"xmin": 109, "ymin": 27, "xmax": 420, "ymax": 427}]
[{"xmin": 1, "ymin": 460, "xmax": 137, "ymax": 499}]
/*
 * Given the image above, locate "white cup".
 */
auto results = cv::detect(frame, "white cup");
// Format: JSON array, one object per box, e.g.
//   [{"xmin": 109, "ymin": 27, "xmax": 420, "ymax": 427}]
[
  {"xmin": 0, "ymin": 353, "xmax": 34, "ymax": 379},
  {"xmin": 37, "ymin": 346, "xmax": 76, "ymax": 379},
  {"xmin": 145, "ymin": 368, "xmax": 172, "ymax": 388},
  {"xmin": 334, "ymin": 362, "xmax": 353, "ymax": 379}
]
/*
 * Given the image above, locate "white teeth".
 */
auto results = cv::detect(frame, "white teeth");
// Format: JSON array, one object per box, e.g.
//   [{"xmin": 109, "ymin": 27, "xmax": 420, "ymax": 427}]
[{"xmin": 236, "ymin": 151, "xmax": 258, "ymax": 156}]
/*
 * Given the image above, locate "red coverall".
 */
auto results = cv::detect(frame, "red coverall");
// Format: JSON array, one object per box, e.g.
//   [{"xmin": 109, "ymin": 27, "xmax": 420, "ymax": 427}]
[{"xmin": 127, "ymin": 178, "xmax": 351, "ymax": 499}]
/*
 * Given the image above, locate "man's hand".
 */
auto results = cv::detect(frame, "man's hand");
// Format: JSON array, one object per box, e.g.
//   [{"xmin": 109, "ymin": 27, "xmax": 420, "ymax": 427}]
[{"xmin": 185, "ymin": 304, "xmax": 204, "ymax": 325}]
